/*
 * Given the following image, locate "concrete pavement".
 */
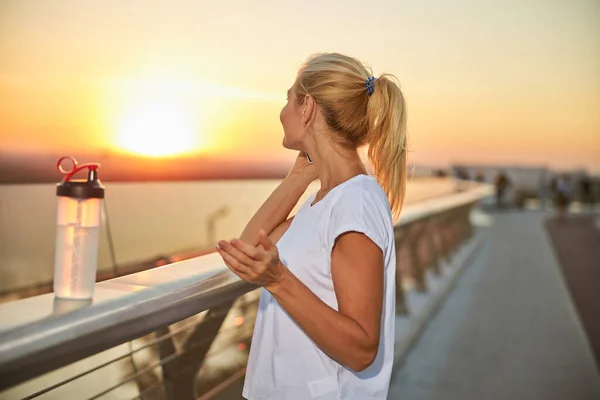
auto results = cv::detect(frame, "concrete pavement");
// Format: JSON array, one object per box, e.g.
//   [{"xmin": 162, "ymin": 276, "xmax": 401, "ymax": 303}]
[{"xmin": 388, "ymin": 211, "xmax": 600, "ymax": 399}]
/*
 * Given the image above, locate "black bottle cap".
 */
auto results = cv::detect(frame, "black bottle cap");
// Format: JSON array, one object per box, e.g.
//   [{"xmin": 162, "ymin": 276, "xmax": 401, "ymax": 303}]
[{"xmin": 56, "ymin": 157, "xmax": 105, "ymax": 199}]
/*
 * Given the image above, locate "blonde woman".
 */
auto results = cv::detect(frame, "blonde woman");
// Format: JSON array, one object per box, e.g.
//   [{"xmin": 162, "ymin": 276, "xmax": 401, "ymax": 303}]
[{"xmin": 216, "ymin": 53, "xmax": 407, "ymax": 400}]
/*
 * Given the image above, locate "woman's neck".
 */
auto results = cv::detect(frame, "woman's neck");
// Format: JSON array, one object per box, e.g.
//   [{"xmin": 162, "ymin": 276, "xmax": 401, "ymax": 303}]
[
  {"xmin": 304, "ymin": 124, "xmax": 368, "ymax": 192},
  {"xmin": 313, "ymin": 152, "xmax": 368, "ymax": 192}
]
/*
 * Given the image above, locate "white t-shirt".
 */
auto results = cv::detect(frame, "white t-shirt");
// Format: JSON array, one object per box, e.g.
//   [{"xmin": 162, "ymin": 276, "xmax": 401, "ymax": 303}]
[{"xmin": 242, "ymin": 174, "xmax": 396, "ymax": 400}]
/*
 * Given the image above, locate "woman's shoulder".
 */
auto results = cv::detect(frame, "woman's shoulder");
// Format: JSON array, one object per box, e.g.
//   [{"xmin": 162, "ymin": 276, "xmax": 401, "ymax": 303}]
[
  {"xmin": 325, "ymin": 174, "xmax": 393, "ymax": 252},
  {"xmin": 327, "ymin": 175, "xmax": 393, "ymax": 229},
  {"xmin": 334, "ymin": 174, "xmax": 389, "ymax": 208}
]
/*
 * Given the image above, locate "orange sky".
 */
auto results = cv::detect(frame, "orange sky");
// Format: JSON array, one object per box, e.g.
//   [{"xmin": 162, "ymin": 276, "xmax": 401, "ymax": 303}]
[{"xmin": 1, "ymin": 0, "xmax": 599, "ymax": 172}]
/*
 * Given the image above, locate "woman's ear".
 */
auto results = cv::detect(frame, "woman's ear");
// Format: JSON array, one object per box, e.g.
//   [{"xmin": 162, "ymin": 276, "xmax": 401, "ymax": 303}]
[{"xmin": 302, "ymin": 95, "xmax": 315, "ymax": 127}]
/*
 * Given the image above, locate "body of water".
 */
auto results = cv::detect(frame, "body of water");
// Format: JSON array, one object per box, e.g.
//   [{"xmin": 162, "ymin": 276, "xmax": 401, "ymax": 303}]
[{"xmin": 0, "ymin": 177, "xmax": 457, "ymax": 293}]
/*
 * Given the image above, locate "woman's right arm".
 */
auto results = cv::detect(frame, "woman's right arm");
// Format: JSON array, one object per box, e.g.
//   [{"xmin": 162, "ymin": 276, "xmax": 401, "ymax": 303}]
[{"xmin": 239, "ymin": 175, "xmax": 311, "ymax": 246}]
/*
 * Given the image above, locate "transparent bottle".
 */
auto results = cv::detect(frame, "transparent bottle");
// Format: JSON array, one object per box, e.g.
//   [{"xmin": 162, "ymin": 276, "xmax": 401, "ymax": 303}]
[{"xmin": 53, "ymin": 157, "xmax": 105, "ymax": 300}]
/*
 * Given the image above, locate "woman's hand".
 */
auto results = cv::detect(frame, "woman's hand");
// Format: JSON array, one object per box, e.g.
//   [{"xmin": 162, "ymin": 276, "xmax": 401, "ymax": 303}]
[
  {"xmin": 286, "ymin": 151, "xmax": 318, "ymax": 184},
  {"xmin": 216, "ymin": 230, "xmax": 286, "ymax": 289}
]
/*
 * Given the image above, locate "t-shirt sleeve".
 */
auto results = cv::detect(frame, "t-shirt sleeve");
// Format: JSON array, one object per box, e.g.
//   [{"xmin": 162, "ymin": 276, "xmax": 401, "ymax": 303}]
[{"xmin": 325, "ymin": 188, "xmax": 388, "ymax": 254}]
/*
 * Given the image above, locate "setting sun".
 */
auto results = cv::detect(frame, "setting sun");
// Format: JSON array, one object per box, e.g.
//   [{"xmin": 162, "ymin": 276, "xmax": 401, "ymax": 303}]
[{"xmin": 116, "ymin": 101, "xmax": 200, "ymax": 157}]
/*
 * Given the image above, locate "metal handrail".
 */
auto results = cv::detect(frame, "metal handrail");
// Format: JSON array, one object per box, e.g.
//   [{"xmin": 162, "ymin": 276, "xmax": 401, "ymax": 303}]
[
  {"xmin": 0, "ymin": 182, "xmax": 493, "ymax": 392},
  {"xmin": 397, "ymin": 183, "xmax": 490, "ymax": 226},
  {"xmin": 0, "ymin": 263, "xmax": 254, "ymax": 390}
]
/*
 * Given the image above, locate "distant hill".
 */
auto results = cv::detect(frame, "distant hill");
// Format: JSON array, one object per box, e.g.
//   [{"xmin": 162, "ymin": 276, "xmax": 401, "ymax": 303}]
[{"xmin": 0, "ymin": 150, "xmax": 292, "ymax": 184}]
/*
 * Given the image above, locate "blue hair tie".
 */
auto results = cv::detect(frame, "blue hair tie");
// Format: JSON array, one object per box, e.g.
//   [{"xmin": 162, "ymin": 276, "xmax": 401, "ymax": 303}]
[{"xmin": 366, "ymin": 76, "xmax": 376, "ymax": 96}]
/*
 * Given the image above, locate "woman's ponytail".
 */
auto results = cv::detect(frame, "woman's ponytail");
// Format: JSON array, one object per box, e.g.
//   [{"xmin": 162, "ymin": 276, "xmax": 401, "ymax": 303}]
[{"xmin": 366, "ymin": 74, "xmax": 407, "ymax": 223}]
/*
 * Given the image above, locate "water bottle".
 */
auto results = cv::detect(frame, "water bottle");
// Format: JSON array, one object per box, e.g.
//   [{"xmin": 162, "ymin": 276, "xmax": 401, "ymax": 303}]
[{"xmin": 53, "ymin": 157, "xmax": 105, "ymax": 300}]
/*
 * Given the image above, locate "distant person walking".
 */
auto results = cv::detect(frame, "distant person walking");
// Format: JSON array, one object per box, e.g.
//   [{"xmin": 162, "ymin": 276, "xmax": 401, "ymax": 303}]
[
  {"xmin": 579, "ymin": 175, "xmax": 594, "ymax": 211},
  {"xmin": 475, "ymin": 171, "xmax": 485, "ymax": 183},
  {"xmin": 456, "ymin": 167, "xmax": 470, "ymax": 181},
  {"xmin": 555, "ymin": 175, "xmax": 571, "ymax": 221},
  {"xmin": 494, "ymin": 171, "xmax": 511, "ymax": 208},
  {"xmin": 216, "ymin": 53, "xmax": 404, "ymax": 399}
]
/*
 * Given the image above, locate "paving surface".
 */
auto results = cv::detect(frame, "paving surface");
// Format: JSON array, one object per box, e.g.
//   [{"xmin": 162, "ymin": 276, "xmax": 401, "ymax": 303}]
[
  {"xmin": 546, "ymin": 215, "xmax": 600, "ymax": 371},
  {"xmin": 388, "ymin": 211, "xmax": 600, "ymax": 400}
]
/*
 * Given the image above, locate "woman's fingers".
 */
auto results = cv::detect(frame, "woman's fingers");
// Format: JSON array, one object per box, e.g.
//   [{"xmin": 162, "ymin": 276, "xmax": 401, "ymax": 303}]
[
  {"xmin": 216, "ymin": 235, "xmax": 280, "ymax": 287},
  {"xmin": 230, "ymin": 239, "xmax": 264, "ymax": 260},
  {"xmin": 220, "ymin": 255, "xmax": 238, "ymax": 274},
  {"xmin": 217, "ymin": 246, "xmax": 250, "ymax": 276},
  {"xmin": 218, "ymin": 240, "xmax": 257, "ymax": 267},
  {"xmin": 221, "ymin": 256, "xmax": 249, "ymax": 280}
]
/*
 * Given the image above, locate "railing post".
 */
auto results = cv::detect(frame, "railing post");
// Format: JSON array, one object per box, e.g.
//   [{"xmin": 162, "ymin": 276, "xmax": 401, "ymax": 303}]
[
  {"xmin": 455, "ymin": 205, "xmax": 471, "ymax": 245},
  {"xmin": 154, "ymin": 301, "xmax": 235, "ymax": 400},
  {"xmin": 462, "ymin": 204, "xmax": 474, "ymax": 240},
  {"xmin": 407, "ymin": 222, "xmax": 428, "ymax": 293},
  {"xmin": 436, "ymin": 211, "xmax": 451, "ymax": 264},
  {"xmin": 394, "ymin": 228, "xmax": 409, "ymax": 315},
  {"xmin": 425, "ymin": 217, "xmax": 441, "ymax": 276}
]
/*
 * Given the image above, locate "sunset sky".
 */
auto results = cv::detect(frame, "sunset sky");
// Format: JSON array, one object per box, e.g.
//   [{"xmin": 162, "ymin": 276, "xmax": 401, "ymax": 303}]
[{"xmin": 1, "ymin": 0, "xmax": 599, "ymax": 172}]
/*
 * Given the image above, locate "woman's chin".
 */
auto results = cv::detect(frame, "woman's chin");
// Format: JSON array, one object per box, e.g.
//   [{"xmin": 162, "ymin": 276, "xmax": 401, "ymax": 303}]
[{"xmin": 281, "ymin": 138, "xmax": 295, "ymax": 150}]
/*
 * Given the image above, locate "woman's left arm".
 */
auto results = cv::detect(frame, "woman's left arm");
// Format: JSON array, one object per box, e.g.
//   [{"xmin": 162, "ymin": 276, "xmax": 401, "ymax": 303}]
[{"xmin": 217, "ymin": 229, "xmax": 383, "ymax": 372}]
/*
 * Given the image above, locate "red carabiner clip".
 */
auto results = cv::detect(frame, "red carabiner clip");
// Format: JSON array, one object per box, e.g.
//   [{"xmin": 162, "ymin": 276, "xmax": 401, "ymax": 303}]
[{"xmin": 57, "ymin": 156, "xmax": 100, "ymax": 182}]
